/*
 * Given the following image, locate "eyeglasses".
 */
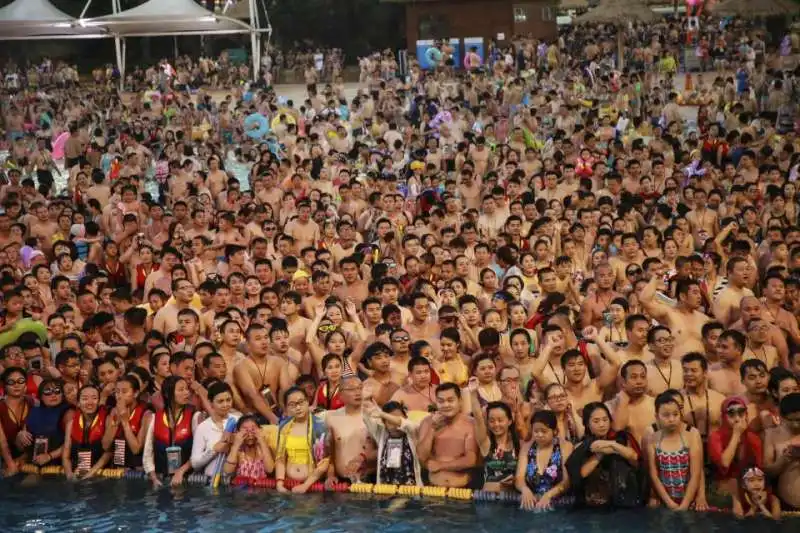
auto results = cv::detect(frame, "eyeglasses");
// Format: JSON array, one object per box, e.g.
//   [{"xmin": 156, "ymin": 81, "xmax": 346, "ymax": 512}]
[
  {"xmin": 500, "ymin": 377, "xmax": 520, "ymax": 383},
  {"xmin": 286, "ymin": 398, "xmax": 308, "ymax": 409},
  {"xmin": 42, "ymin": 387, "xmax": 62, "ymax": 396},
  {"xmin": 5, "ymin": 378, "xmax": 26, "ymax": 386},
  {"xmin": 654, "ymin": 336, "xmax": 675, "ymax": 345},
  {"xmin": 318, "ymin": 324, "xmax": 338, "ymax": 333},
  {"xmin": 391, "ymin": 336, "xmax": 410, "ymax": 343},
  {"xmin": 342, "ymin": 386, "xmax": 362, "ymax": 392},
  {"xmin": 548, "ymin": 393, "xmax": 569, "ymax": 402},
  {"xmin": 726, "ymin": 406, "xmax": 747, "ymax": 417}
]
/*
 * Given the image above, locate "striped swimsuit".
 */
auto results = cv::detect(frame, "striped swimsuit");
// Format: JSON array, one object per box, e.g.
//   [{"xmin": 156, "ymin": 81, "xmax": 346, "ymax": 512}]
[{"xmin": 655, "ymin": 432, "xmax": 690, "ymax": 503}]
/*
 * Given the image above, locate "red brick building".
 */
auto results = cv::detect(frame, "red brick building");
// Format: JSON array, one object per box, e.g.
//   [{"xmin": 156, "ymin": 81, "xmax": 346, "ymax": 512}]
[{"xmin": 385, "ymin": 0, "xmax": 558, "ymax": 51}]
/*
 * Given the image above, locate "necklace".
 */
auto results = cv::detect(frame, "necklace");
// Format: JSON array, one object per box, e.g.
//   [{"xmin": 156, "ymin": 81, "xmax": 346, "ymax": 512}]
[
  {"xmin": 686, "ymin": 388, "xmax": 710, "ymax": 438},
  {"xmin": 653, "ymin": 359, "xmax": 672, "ymax": 388},
  {"xmin": 547, "ymin": 362, "xmax": 564, "ymax": 386}
]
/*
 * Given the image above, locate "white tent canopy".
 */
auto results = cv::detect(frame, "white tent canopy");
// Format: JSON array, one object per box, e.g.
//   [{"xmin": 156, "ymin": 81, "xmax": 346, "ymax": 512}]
[
  {"xmin": 81, "ymin": 0, "xmax": 270, "ymax": 84},
  {"xmin": 0, "ymin": 0, "xmax": 107, "ymax": 40},
  {"xmin": 85, "ymin": 0, "xmax": 255, "ymax": 37}
]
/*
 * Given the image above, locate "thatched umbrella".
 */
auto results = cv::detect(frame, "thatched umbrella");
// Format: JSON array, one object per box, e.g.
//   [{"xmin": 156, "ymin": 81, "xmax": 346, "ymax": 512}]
[
  {"xmin": 713, "ymin": 0, "xmax": 798, "ymax": 17},
  {"xmin": 575, "ymin": 0, "xmax": 659, "ymax": 69}
]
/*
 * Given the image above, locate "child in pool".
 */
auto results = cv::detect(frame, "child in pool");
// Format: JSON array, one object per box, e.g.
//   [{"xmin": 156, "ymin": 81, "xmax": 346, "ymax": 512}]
[{"xmin": 733, "ymin": 467, "xmax": 780, "ymax": 519}]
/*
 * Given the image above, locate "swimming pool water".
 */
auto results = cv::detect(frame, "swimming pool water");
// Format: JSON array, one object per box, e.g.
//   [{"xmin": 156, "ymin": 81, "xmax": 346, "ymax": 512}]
[{"xmin": 0, "ymin": 479, "xmax": 796, "ymax": 533}]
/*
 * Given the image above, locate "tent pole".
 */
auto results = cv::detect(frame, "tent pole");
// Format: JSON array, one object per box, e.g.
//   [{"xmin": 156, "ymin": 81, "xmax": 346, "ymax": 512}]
[
  {"xmin": 250, "ymin": 0, "xmax": 259, "ymax": 81},
  {"xmin": 79, "ymin": 0, "xmax": 95, "ymax": 19},
  {"xmin": 115, "ymin": 36, "xmax": 123, "ymax": 89}
]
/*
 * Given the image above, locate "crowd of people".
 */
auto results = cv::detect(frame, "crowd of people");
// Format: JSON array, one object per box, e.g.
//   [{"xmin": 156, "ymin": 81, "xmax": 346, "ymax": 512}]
[{"xmin": 0, "ymin": 13, "xmax": 799, "ymax": 520}]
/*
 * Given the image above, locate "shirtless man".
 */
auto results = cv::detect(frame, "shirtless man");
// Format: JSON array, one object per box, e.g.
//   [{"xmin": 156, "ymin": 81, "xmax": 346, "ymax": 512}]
[
  {"xmin": 619, "ymin": 314, "xmax": 653, "ymax": 362},
  {"xmin": 607, "ymin": 360, "xmax": 656, "ymax": 445},
  {"xmin": 284, "ymin": 200, "xmax": 320, "ymax": 252},
  {"xmin": 640, "ymin": 277, "xmax": 709, "ymax": 358},
  {"xmin": 417, "ymin": 383, "xmax": 478, "ymax": 488},
  {"xmin": 580, "ymin": 262, "xmax": 621, "ymax": 329},
  {"xmin": 743, "ymin": 318, "xmax": 780, "ymax": 369},
  {"xmin": 686, "ymin": 188, "xmax": 719, "ymax": 250},
  {"xmin": 730, "ymin": 296, "xmax": 789, "ymax": 368},
  {"xmin": 325, "ymin": 375, "xmax": 377, "ymax": 486},
  {"xmin": 390, "ymin": 356, "xmax": 436, "ymax": 414},
  {"xmin": 763, "ymin": 393, "xmax": 800, "ymax": 510},
  {"xmin": 280, "ymin": 291, "xmax": 311, "ymax": 353},
  {"xmin": 713, "ymin": 257, "xmax": 754, "ymax": 327},
  {"xmin": 609, "ymin": 234, "xmax": 644, "ymax": 286},
  {"xmin": 332, "ymin": 256, "xmax": 369, "ymax": 306},
  {"xmin": 232, "ymin": 322, "xmax": 281, "ymax": 424},
  {"xmin": 681, "ymin": 352, "xmax": 725, "ymax": 441},
  {"xmin": 216, "ymin": 319, "xmax": 246, "ymax": 385},
  {"xmin": 361, "ymin": 342, "xmax": 399, "ymax": 407},
  {"xmin": 152, "ymin": 279, "xmax": 195, "ymax": 335},
  {"xmin": 405, "ymin": 292, "xmax": 440, "ymax": 341},
  {"xmin": 561, "ymin": 327, "xmax": 621, "ymax": 413},
  {"xmin": 28, "ymin": 202, "xmax": 58, "ymax": 258},
  {"xmin": 708, "ymin": 329, "xmax": 748, "ymax": 397},
  {"xmin": 645, "ymin": 325, "xmax": 683, "ymax": 397},
  {"xmin": 144, "ymin": 246, "xmax": 181, "ymax": 298},
  {"xmin": 388, "ymin": 328, "xmax": 412, "ymax": 386}
]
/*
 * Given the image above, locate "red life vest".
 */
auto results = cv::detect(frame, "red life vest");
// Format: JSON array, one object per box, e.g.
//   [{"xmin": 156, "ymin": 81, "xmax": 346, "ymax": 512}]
[
  {"xmin": 152, "ymin": 406, "xmax": 195, "ymax": 475},
  {"xmin": 115, "ymin": 403, "xmax": 147, "ymax": 438},
  {"xmin": 70, "ymin": 408, "xmax": 107, "ymax": 446},
  {"xmin": 69, "ymin": 408, "xmax": 108, "ymax": 467}
]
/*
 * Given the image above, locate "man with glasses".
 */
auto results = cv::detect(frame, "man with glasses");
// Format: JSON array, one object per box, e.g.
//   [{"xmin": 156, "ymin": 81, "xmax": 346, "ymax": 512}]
[
  {"xmin": 641, "ymin": 277, "xmax": 711, "ymax": 359},
  {"xmin": 646, "ymin": 325, "xmax": 683, "ymax": 397},
  {"xmin": 325, "ymin": 375, "xmax": 377, "ymax": 488},
  {"xmin": 388, "ymin": 328, "xmax": 412, "ymax": 386},
  {"xmin": 743, "ymin": 318, "xmax": 780, "ymax": 370},
  {"xmin": 152, "ymin": 278, "xmax": 196, "ymax": 335}
]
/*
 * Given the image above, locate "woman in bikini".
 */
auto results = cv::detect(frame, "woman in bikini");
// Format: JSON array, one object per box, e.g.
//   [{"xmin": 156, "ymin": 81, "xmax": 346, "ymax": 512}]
[{"xmin": 516, "ymin": 410, "xmax": 573, "ymax": 510}]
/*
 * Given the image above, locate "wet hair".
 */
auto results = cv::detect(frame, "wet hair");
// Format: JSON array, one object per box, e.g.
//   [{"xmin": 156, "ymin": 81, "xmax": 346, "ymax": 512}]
[
  {"xmin": 681, "ymin": 351, "xmax": 708, "ymax": 371},
  {"xmin": 235, "ymin": 414, "xmax": 260, "ymax": 431},
  {"xmin": 768, "ymin": 367, "xmax": 799, "ymax": 402},
  {"xmin": 620, "ymin": 359, "xmax": 647, "ymax": 379},
  {"xmin": 740, "ymin": 358, "xmax": 768, "ymax": 381},
  {"xmin": 382, "ymin": 400, "xmax": 408, "ymax": 416},
  {"xmin": 435, "ymin": 382, "xmax": 461, "ymax": 399},
  {"xmin": 655, "ymin": 390, "xmax": 682, "ymax": 413},
  {"xmin": 283, "ymin": 385, "xmax": 308, "ymax": 404},
  {"xmin": 1, "ymin": 366, "xmax": 26, "ymax": 384},
  {"xmin": 532, "ymin": 409, "xmax": 558, "ymax": 430},
  {"xmin": 486, "ymin": 401, "xmax": 520, "ymax": 454},
  {"xmin": 161, "ymin": 375, "xmax": 186, "ymax": 411},
  {"xmin": 581, "ymin": 401, "xmax": 613, "ymax": 437},
  {"xmin": 779, "ymin": 392, "xmax": 800, "ymax": 417},
  {"xmin": 321, "ymin": 353, "xmax": 343, "ymax": 372},
  {"xmin": 207, "ymin": 381, "xmax": 233, "ymax": 402}
]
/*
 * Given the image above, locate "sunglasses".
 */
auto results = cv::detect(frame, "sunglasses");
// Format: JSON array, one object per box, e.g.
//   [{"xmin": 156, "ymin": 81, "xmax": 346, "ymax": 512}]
[
  {"xmin": 42, "ymin": 387, "xmax": 62, "ymax": 395},
  {"xmin": 439, "ymin": 315, "xmax": 457, "ymax": 322},
  {"xmin": 391, "ymin": 336, "xmax": 410, "ymax": 343},
  {"xmin": 5, "ymin": 378, "xmax": 26, "ymax": 386},
  {"xmin": 726, "ymin": 406, "xmax": 747, "ymax": 416},
  {"xmin": 318, "ymin": 324, "xmax": 338, "ymax": 333}
]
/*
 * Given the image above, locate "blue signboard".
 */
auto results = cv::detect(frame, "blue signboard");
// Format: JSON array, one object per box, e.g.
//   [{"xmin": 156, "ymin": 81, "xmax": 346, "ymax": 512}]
[{"xmin": 463, "ymin": 37, "xmax": 484, "ymax": 68}]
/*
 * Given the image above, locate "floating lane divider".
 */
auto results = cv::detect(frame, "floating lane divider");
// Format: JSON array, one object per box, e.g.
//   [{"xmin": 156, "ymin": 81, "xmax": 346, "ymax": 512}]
[{"xmin": 13, "ymin": 469, "xmax": 800, "ymax": 517}]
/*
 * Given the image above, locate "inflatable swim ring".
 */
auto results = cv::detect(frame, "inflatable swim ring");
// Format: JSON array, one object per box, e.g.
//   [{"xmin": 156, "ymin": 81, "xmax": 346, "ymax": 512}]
[
  {"xmin": 244, "ymin": 113, "xmax": 270, "ymax": 139},
  {"xmin": 52, "ymin": 132, "xmax": 70, "ymax": 160},
  {"xmin": 0, "ymin": 318, "xmax": 48, "ymax": 348}
]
